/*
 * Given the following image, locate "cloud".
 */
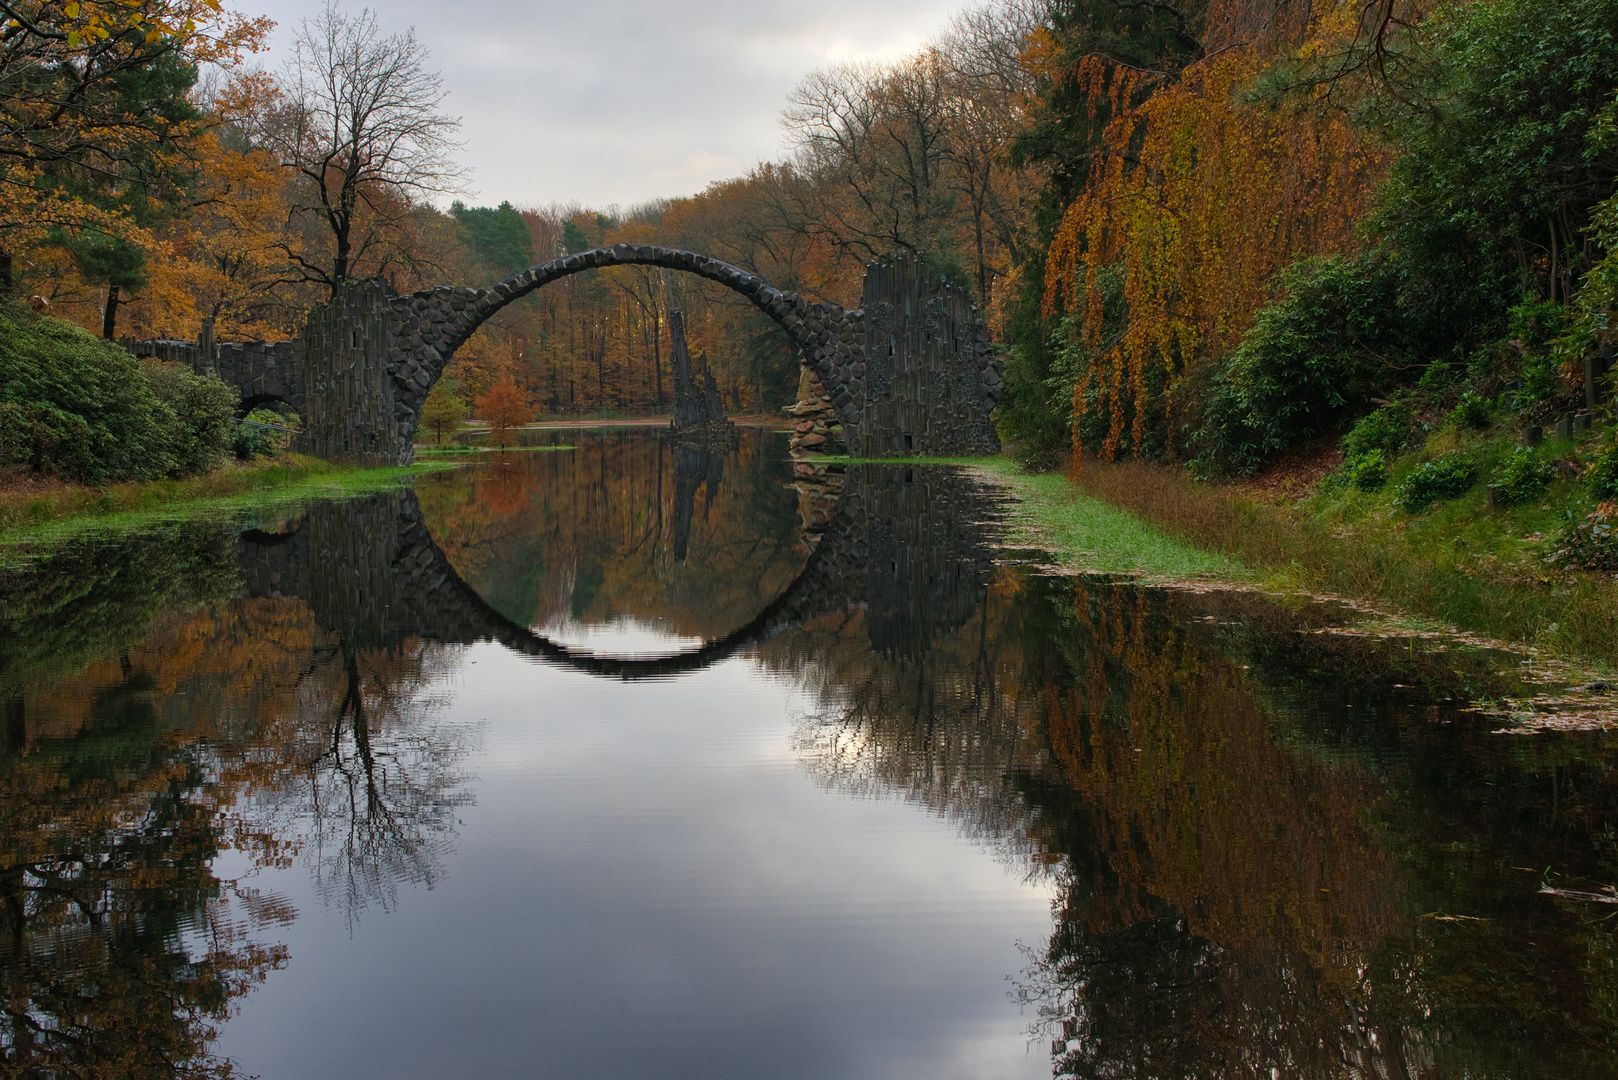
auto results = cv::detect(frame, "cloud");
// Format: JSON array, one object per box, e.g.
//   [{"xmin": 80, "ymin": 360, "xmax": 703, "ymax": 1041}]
[{"xmin": 255, "ymin": 0, "xmax": 970, "ymax": 207}]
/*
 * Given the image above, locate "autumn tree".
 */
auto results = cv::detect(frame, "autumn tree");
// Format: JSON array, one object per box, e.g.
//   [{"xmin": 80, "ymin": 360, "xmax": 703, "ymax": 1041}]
[
  {"xmin": 476, "ymin": 377, "xmax": 531, "ymax": 448},
  {"xmin": 1028, "ymin": 1, "xmax": 1388, "ymax": 462},
  {"xmin": 780, "ymin": 4, "xmax": 1035, "ymax": 302},
  {"xmin": 260, "ymin": 1, "xmax": 463, "ymax": 293},
  {"xmin": 0, "ymin": 0, "xmax": 269, "ymax": 323},
  {"xmin": 421, "ymin": 378, "xmax": 468, "ymax": 444}
]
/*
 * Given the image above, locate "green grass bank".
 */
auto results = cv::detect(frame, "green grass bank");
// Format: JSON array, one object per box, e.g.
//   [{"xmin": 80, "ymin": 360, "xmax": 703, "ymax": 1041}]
[
  {"xmin": 1059, "ymin": 425, "xmax": 1618, "ymax": 667},
  {"xmin": 0, "ymin": 455, "xmax": 456, "ymax": 548},
  {"xmin": 825, "ymin": 440, "xmax": 1618, "ymax": 667},
  {"xmin": 819, "ymin": 454, "xmax": 1245, "ymax": 582}
]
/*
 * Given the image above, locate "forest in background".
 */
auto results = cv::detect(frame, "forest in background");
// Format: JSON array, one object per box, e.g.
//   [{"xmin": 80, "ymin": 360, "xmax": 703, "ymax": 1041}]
[
  {"xmin": 0, "ymin": 0, "xmax": 1035, "ymax": 418},
  {"xmin": 3, "ymin": 0, "xmax": 1614, "ymax": 442}
]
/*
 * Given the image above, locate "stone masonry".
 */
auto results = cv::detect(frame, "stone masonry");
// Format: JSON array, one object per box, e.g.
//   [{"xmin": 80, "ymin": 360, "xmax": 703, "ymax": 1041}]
[{"xmin": 137, "ymin": 246, "xmax": 1007, "ymax": 465}]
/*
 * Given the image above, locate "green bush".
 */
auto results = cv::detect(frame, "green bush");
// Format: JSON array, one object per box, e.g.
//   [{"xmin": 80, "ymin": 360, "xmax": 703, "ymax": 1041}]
[
  {"xmin": 231, "ymin": 406, "xmax": 295, "ymax": 460},
  {"xmin": 1395, "ymin": 453, "xmax": 1477, "ymax": 512},
  {"xmin": 1490, "ymin": 446, "xmax": 1556, "ymax": 506},
  {"xmin": 1449, "ymin": 390, "xmax": 1492, "ymax": 430},
  {"xmin": 0, "ymin": 304, "xmax": 171, "ymax": 484},
  {"xmin": 1005, "ymin": 266, "xmax": 1128, "ymax": 466},
  {"xmin": 1190, "ymin": 254, "xmax": 1410, "ymax": 477},
  {"xmin": 1341, "ymin": 405, "xmax": 1411, "ymax": 459},
  {"xmin": 1345, "ymin": 449, "xmax": 1389, "ymax": 491},
  {"xmin": 143, "ymin": 361, "xmax": 236, "ymax": 476},
  {"xmin": 1550, "ymin": 504, "xmax": 1618, "ymax": 571},
  {"xmin": 0, "ymin": 304, "xmax": 235, "ymax": 484},
  {"xmin": 1586, "ymin": 441, "xmax": 1618, "ymax": 500}
]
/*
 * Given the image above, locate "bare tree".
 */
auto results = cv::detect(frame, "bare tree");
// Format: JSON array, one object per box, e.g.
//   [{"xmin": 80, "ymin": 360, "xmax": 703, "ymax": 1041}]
[
  {"xmin": 263, "ymin": 1, "xmax": 464, "ymax": 293},
  {"xmin": 936, "ymin": 1, "xmax": 1041, "ymax": 305},
  {"xmin": 780, "ymin": 1, "xmax": 1038, "ymax": 304}
]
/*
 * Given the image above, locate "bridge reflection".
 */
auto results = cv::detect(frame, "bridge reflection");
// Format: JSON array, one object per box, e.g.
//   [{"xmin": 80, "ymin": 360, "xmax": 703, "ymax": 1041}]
[
  {"xmin": 238, "ymin": 453, "xmax": 1009, "ymax": 678},
  {"xmin": 7, "ymin": 439, "xmax": 1618, "ymax": 1079}
]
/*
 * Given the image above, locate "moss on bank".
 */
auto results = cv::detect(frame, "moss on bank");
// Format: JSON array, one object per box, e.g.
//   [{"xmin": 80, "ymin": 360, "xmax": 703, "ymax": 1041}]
[{"xmin": 0, "ymin": 455, "xmax": 456, "ymax": 549}]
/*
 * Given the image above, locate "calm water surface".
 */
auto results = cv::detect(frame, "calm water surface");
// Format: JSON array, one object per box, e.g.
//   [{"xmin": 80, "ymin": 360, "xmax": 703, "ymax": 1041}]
[{"xmin": 3, "ymin": 427, "xmax": 1617, "ymax": 1078}]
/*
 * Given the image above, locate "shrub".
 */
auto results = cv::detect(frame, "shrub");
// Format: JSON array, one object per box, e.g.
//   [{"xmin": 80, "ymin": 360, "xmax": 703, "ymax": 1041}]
[
  {"xmin": 1346, "ymin": 450, "xmax": 1388, "ymax": 491},
  {"xmin": 1449, "ymin": 390, "xmax": 1493, "ymax": 430},
  {"xmin": 1394, "ymin": 453, "xmax": 1477, "ymax": 512},
  {"xmin": 232, "ymin": 406, "xmax": 295, "ymax": 460},
  {"xmin": 1341, "ymin": 405, "xmax": 1411, "ymax": 459},
  {"xmin": 1550, "ymin": 503, "xmax": 1618, "ymax": 570},
  {"xmin": 0, "ymin": 304, "xmax": 174, "ymax": 484},
  {"xmin": 0, "ymin": 304, "xmax": 238, "ymax": 484},
  {"xmin": 1587, "ymin": 441, "xmax": 1618, "ymax": 500},
  {"xmin": 1190, "ymin": 254, "xmax": 1410, "ymax": 477},
  {"xmin": 1490, "ymin": 446, "xmax": 1556, "ymax": 506},
  {"xmin": 143, "ymin": 361, "xmax": 236, "ymax": 477}
]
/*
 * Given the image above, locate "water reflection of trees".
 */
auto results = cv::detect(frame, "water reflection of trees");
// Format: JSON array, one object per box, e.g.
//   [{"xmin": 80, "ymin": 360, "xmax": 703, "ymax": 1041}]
[
  {"xmin": 277, "ymin": 639, "xmax": 472, "ymax": 920},
  {"xmin": 1, "ymin": 528, "xmax": 475, "ymax": 1076},
  {"xmin": 773, "ymin": 566, "xmax": 1618, "ymax": 1080},
  {"xmin": 415, "ymin": 428, "xmax": 810, "ymax": 638},
  {"xmin": 1, "ymin": 646, "xmax": 287, "ymax": 1078},
  {"xmin": 767, "ymin": 571, "xmax": 1052, "ymax": 862}
]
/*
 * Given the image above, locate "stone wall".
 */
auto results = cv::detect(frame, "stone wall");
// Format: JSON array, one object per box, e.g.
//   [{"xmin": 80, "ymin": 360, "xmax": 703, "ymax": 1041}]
[
  {"xmin": 135, "ymin": 245, "xmax": 1007, "ymax": 466},
  {"xmin": 856, "ymin": 257, "xmax": 1003, "ymax": 457},
  {"xmin": 297, "ymin": 280, "xmax": 394, "ymax": 465},
  {"xmin": 129, "ymin": 338, "xmax": 305, "ymax": 413}
]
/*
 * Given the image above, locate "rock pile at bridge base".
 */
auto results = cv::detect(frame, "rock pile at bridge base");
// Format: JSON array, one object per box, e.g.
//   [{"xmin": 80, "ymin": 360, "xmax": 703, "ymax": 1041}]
[{"xmin": 785, "ymin": 369, "xmax": 841, "ymax": 456}]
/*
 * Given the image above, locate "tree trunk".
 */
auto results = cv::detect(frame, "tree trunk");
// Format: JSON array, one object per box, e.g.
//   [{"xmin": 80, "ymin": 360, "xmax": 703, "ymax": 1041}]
[
  {"xmin": 102, "ymin": 284, "xmax": 121, "ymax": 340},
  {"xmin": 0, "ymin": 254, "xmax": 12, "ymax": 297},
  {"xmin": 653, "ymin": 311, "xmax": 665, "ymax": 408}
]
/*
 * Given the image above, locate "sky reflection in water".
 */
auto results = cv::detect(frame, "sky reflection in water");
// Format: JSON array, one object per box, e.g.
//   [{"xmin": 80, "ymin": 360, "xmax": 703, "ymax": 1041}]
[{"xmin": 3, "ymin": 427, "xmax": 1618, "ymax": 1079}]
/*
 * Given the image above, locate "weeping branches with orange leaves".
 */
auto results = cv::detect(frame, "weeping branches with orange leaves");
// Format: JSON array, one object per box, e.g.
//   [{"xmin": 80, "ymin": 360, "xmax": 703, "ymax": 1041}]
[{"xmin": 1042, "ymin": 0, "xmax": 1397, "ymax": 460}]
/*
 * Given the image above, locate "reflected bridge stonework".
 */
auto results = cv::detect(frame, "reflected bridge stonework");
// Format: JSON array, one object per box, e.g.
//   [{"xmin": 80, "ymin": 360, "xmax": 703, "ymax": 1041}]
[{"xmin": 238, "ymin": 462, "xmax": 1006, "ymax": 677}]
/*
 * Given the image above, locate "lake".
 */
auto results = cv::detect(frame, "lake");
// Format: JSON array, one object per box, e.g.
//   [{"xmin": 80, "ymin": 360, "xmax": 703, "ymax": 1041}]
[{"xmin": 3, "ymin": 426, "xmax": 1616, "ymax": 1079}]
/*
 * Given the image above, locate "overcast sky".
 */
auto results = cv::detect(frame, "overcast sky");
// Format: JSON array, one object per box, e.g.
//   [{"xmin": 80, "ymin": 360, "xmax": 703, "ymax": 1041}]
[{"xmin": 254, "ymin": 0, "xmax": 970, "ymax": 211}]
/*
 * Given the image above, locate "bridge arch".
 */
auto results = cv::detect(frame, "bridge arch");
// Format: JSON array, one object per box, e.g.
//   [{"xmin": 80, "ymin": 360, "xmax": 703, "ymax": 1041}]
[
  {"xmin": 237, "ymin": 462, "xmax": 1003, "ymax": 680},
  {"xmin": 382, "ymin": 245, "xmax": 870, "ymax": 458}
]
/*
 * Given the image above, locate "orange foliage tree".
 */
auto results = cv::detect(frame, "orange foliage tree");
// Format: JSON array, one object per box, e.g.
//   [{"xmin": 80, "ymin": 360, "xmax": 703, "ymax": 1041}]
[
  {"xmin": 1041, "ymin": 2, "xmax": 1392, "ymax": 460},
  {"xmin": 476, "ymin": 378, "xmax": 532, "ymax": 448}
]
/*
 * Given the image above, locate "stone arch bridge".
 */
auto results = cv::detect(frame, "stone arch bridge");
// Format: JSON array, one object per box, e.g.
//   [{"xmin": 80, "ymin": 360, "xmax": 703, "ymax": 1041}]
[
  {"xmin": 239, "ymin": 461, "xmax": 1006, "ymax": 678},
  {"xmin": 138, "ymin": 247, "xmax": 1005, "ymax": 463}
]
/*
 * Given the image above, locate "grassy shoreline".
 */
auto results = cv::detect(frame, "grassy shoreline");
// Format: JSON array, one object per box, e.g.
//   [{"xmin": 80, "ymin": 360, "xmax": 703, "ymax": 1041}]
[
  {"xmin": 0, "ymin": 455, "xmax": 457, "ymax": 547},
  {"xmin": 1063, "ymin": 456, "xmax": 1618, "ymax": 667},
  {"xmin": 820, "ymin": 450, "xmax": 1618, "ymax": 667},
  {"xmin": 817, "ymin": 453, "xmax": 1248, "ymax": 581}
]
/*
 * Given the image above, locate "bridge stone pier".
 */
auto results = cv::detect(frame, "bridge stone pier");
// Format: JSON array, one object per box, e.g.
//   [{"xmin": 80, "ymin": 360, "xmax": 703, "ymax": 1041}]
[
  {"xmin": 238, "ymin": 461, "xmax": 1008, "ymax": 676},
  {"xmin": 141, "ymin": 249, "xmax": 1006, "ymax": 465}
]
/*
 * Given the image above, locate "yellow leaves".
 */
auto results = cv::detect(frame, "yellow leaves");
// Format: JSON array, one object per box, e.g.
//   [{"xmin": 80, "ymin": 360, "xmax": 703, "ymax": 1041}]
[
  {"xmin": 46, "ymin": 1, "xmax": 266, "ymax": 63},
  {"xmin": 1045, "ymin": 11, "xmax": 1391, "ymax": 461}
]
